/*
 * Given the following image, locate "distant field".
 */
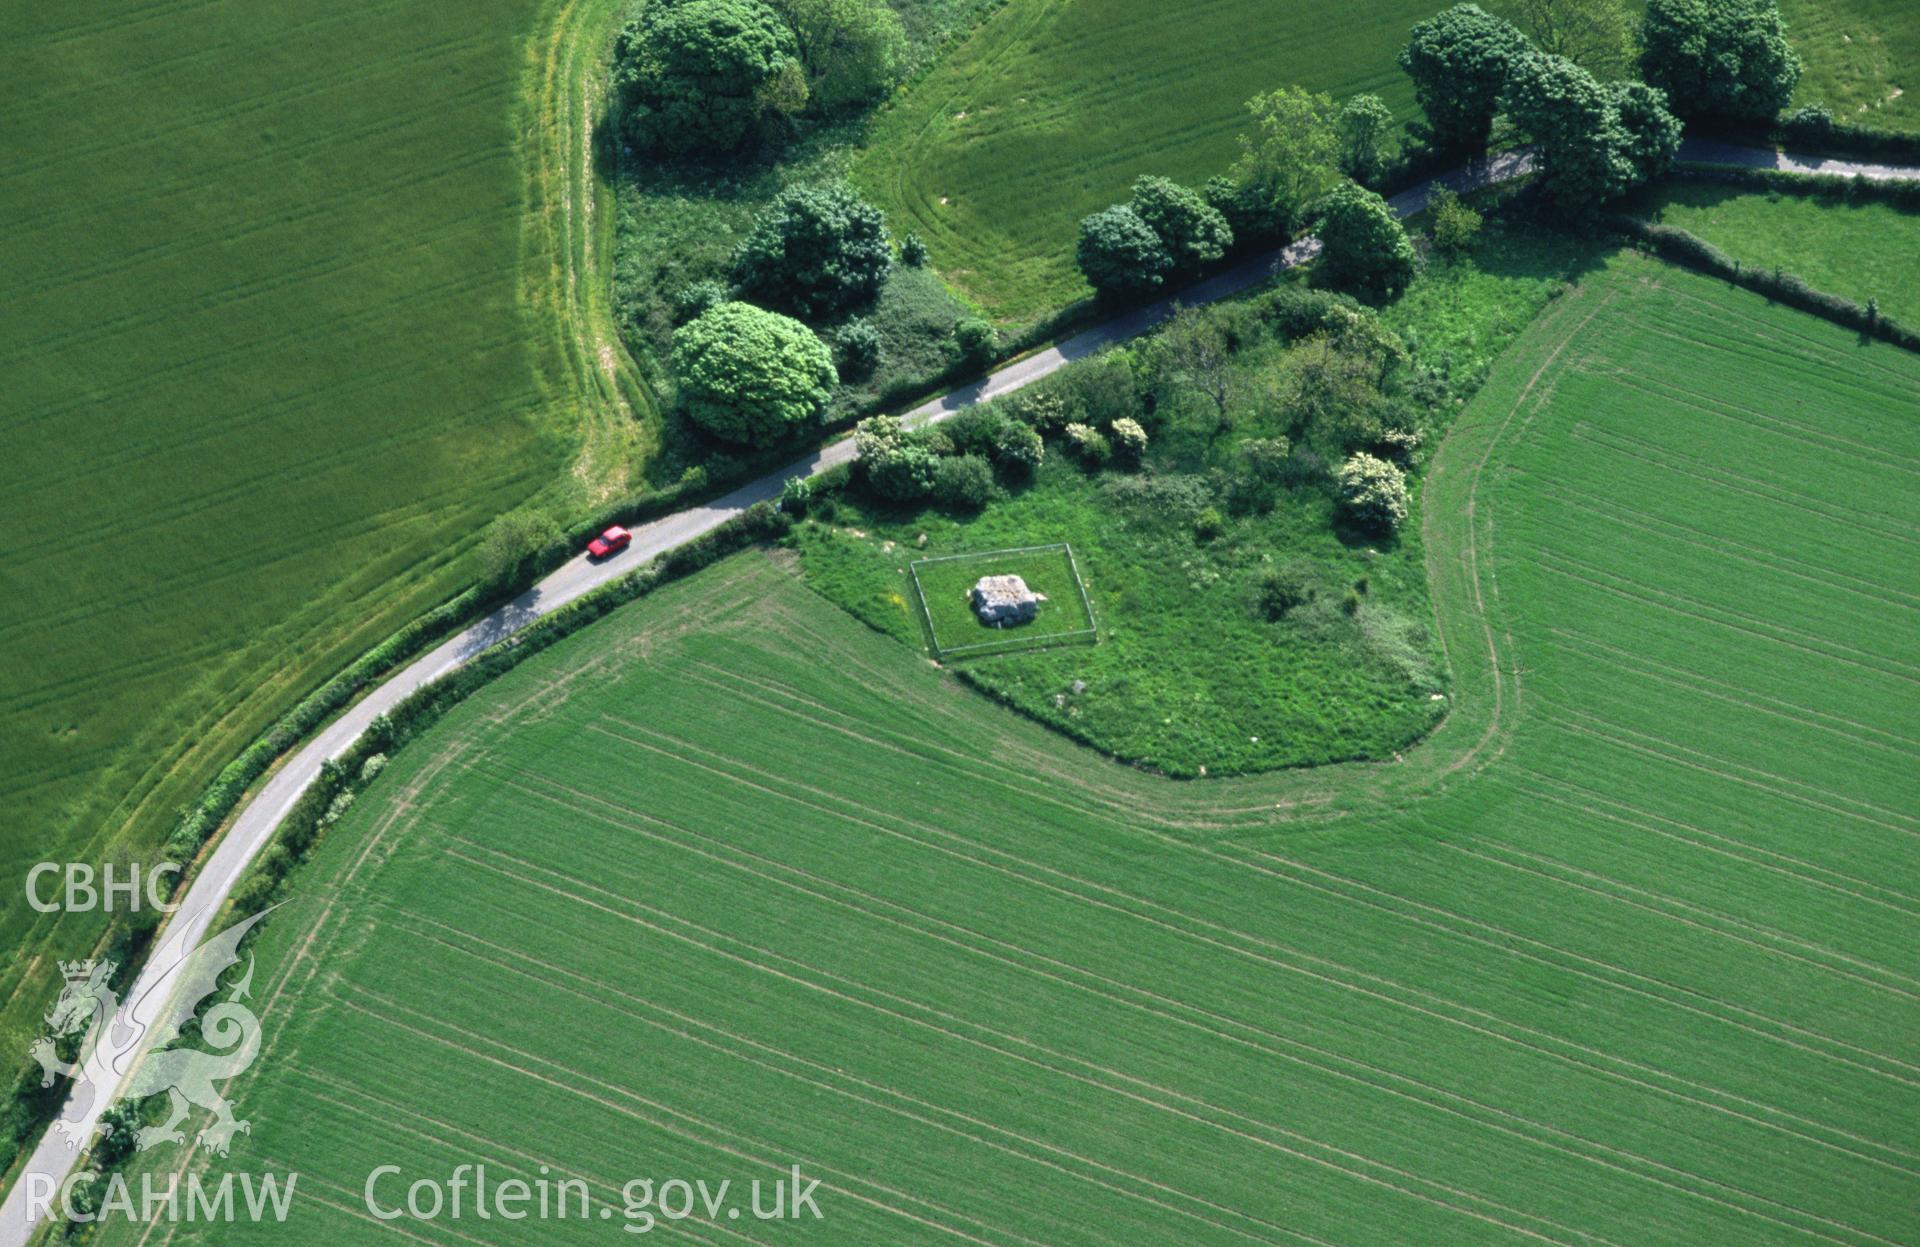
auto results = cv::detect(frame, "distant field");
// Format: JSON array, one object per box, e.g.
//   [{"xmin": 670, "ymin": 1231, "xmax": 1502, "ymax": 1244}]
[
  {"xmin": 105, "ymin": 255, "xmax": 1920, "ymax": 1246},
  {"xmin": 852, "ymin": 0, "xmax": 1442, "ymax": 317},
  {"xmin": 853, "ymin": 0, "xmax": 1920, "ymax": 319},
  {"xmin": 1631, "ymin": 180, "xmax": 1920, "ymax": 322},
  {"xmin": 1779, "ymin": 0, "xmax": 1919, "ymax": 132},
  {"xmin": 0, "ymin": 0, "xmax": 586, "ymax": 1043}
]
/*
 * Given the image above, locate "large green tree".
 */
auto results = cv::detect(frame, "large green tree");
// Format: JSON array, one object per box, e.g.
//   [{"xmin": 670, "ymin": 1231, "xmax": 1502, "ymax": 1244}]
[
  {"xmin": 1335, "ymin": 94, "xmax": 1396, "ymax": 186},
  {"xmin": 1076, "ymin": 205, "xmax": 1173, "ymax": 296},
  {"xmin": 613, "ymin": 0, "xmax": 805, "ymax": 156},
  {"xmin": 1502, "ymin": 53, "xmax": 1631, "ymax": 210},
  {"xmin": 1397, "ymin": 4, "xmax": 1532, "ymax": 152},
  {"xmin": 1228, "ymin": 85, "xmax": 1343, "ymax": 238},
  {"xmin": 672, "ymin": 302, "xmax": 835, "ymax": 444},
  {"xmin": 1512, "ymin": 0, "xmax": 1632, "ymax": 77},
  {"xmin": 1128, "ymin": 176, "xmax": 1232, "ymax": 273},
  {"xmin": 1503, "ymin": 53, "xmax": 1681, "ymax": 210},
  {"xmin": 767, "ymin": 0, "xmax": 905, "ymax": 112},
  {"xmin": 1610, "ymin": 79, "xmax": 1685, "ymax": 184},
  {"xmin": 1639, "ymin": 0, "xmax": 1801, "ymax": 122},
  {"xmin": 731, "ymin": 183, "xmax": 892, "ymax": 319},
  {"xmin": 1312, "ymin": 183, "xmax": 1416, "ymax": 300}
]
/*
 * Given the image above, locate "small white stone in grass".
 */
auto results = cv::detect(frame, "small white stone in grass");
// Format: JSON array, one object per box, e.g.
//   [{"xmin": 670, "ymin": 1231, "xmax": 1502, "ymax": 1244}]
[{"xmin": 1250, "ymin": 736, "xmax": 1259, "ymax": 743}]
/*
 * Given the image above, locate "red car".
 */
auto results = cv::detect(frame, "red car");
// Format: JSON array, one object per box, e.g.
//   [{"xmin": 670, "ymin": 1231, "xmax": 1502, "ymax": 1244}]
[{"xmin": 586, "ymin": 525, "xmax": 632, "ymax": 559}]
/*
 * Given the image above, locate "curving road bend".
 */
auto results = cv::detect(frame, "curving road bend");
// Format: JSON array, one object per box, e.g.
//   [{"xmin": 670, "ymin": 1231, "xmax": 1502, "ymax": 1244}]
[{"xmin": 2, "ymin": 139, "xmax": 1913, "ymax": 1245}]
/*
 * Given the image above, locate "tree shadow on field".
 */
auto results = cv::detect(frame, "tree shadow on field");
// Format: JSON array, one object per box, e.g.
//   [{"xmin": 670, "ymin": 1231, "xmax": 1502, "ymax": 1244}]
[{"xmin": 1468, "ymin": 215, "xmax": 1616, "ymax": 290}]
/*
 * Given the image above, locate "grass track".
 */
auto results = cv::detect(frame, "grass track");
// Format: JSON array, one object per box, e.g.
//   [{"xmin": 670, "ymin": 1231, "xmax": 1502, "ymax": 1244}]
[{"xmin": 101, "ymin": 255, "xmax": 1920, "ymax": 1245}]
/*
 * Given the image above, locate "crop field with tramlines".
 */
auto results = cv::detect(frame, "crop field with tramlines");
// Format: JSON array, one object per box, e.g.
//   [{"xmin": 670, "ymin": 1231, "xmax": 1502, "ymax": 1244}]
[
  {"xmin": 101, "ymin": 253, "xmax": 1920, "ymax": 1246},
  {"xmin": 0, "ymin": 0, "xmax": 577, "ymax": 1042}
]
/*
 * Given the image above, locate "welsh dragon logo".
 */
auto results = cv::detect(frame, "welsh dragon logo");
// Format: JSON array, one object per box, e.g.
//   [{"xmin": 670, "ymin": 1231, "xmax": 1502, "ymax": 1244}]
[{"xmin": 29, "ymin": 908, "xmax": 271, "ymax": 1157}]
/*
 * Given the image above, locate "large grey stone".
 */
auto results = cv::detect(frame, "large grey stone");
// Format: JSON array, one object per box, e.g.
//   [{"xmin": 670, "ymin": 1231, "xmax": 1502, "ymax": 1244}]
[{"xmin": 970, "ymin": 575, "xmax": 1046, "ymax": 626}]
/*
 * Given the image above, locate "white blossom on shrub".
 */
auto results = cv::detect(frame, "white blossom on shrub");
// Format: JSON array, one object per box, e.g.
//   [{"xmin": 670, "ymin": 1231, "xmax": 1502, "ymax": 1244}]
[{"xmin": 1336, "ymin": 452, "xmax": 1409, "ymax": 534}]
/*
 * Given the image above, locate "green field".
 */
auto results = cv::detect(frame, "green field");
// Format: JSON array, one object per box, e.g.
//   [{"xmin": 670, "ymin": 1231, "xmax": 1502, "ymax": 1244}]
[
  {"xmin": 852, "ymin": 0, "xmax": 1442, "ymax": 317},
  {"xmin": 0, "ymin": 0, "xmax": 631, "ymax": 1045},
  {"xmin": 99, "ymin": 254, "xmax": 1920, "ymax": 1245},
  {"xmin": 1779, "ymin": 0, "xmax": 1919, "ymax": 131},
  {"xmin": 911, "ymin": 545, "xmax": 1097, "ymax": 657},
  {"xmin": 852, "ymin": 0, "xmax": 1920, "ymax": 319},
  {"xmin": 1630, "ymin": 180, "xmax": 1920, "ymax": 323}
]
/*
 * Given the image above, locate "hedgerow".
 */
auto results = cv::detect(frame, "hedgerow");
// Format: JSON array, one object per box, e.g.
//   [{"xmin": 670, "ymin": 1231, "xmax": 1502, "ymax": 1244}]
[{"xmin": 1613, "ymin": 216, "xmax": 1920, "ymax": 352}]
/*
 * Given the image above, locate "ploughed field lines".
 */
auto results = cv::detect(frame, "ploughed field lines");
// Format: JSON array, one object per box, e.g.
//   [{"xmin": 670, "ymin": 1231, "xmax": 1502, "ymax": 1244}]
[
  {"xmin": 231, "ymin": 690, "xmax": 1918, "ymax": 1246},
  {"xmin": 0, "ymin": 0, "xmax": 564, "ymax": 1012},
  {"xmin": 128, "ymin": 262, "xmax": 1919, "ymax": 1245}
]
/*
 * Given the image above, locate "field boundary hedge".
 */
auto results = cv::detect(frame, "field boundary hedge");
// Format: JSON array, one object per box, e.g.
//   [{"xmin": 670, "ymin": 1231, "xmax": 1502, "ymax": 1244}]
[
  {"xmin": 1771, "ymin": 116, "xmax": 1920, "ymax": 167},
  {"xmin": 1611, "ymin": 216, "xmax": 1920, "ymax": 353},
  {"xmin": 1673, "ymin": 162, "xmax": 1920, "ymax": 206}
]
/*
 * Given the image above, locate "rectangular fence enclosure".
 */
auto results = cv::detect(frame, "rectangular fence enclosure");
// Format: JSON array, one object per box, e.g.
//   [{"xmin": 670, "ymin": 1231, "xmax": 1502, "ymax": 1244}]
[{"xmin": 908, "ymin": 543, "xmax": 1098, "ymax": 660}]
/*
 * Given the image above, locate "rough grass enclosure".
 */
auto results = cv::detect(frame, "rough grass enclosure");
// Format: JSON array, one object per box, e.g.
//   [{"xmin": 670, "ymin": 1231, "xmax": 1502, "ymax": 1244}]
[{"xmin": 911, "ymin": 544, "xmax": 1097, "ymax": 658}]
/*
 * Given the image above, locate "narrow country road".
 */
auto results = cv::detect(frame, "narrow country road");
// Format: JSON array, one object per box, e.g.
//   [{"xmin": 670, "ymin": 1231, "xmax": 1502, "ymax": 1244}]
[
  {"xmin": 2, "ymin": 139, "xmax": 1913, "ymax": 1244},
  {"xmin": 1677, "ymin": 137, "xmax": 1920, "ymax": 182}
]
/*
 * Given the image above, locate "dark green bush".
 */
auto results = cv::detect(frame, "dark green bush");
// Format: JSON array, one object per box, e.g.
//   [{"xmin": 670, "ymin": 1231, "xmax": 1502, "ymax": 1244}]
[
  {"xmin": 1064, "ymin": 422, "xmax": 1112, "ymax": 467},
  {"xmin": 732, "ymin": 183, "xmax": 892, "ymax": 319},
  {"xmin": 779, "ymin": 474, "xmax": 816, "ymax": 515},
  {"xmin": 932, "ymin": 454, "xmax": 994, "ymax": 511},
  {"xmin": 952, "ymin": 317, "xmax": 997, "ymax": 371},
  {"xmin": 989, "ymin": 420, "xmax": 1045, "ymax": 477},
  {"xmin": 942, "ymin": 404, "xmax": 1007, "ymax": 457},
  {"xmin": 1259, "ymin": 564, "xmax": 1318, "ymax": 619},
  {"xmin": 836, "ymin": 318, "xmax": 883, "ymax": 380}
]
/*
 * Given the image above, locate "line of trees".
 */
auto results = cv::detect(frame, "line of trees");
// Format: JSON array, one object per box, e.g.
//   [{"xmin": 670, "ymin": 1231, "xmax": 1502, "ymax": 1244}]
[{"xmin": 1077, "ymin": 0, "xmax": 1813, "ymax": 300}]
